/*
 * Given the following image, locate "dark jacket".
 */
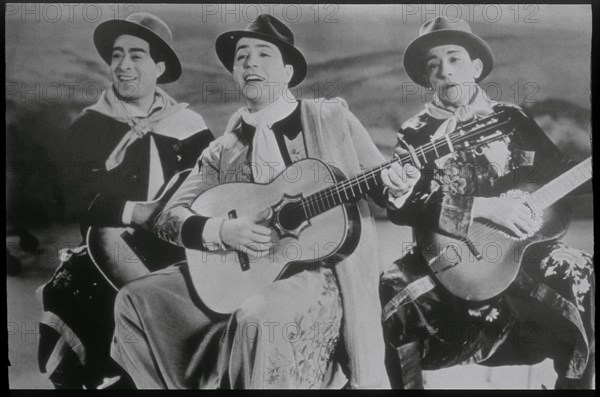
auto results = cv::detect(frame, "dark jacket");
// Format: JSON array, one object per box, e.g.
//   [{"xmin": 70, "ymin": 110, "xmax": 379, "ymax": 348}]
[
  {"xmin": 387, "ymin": 103, "xmax": 580, "ymax": 240},
  {"xmin": 64, "ymin": 110, "xmax": 214, "ymax": 233}
]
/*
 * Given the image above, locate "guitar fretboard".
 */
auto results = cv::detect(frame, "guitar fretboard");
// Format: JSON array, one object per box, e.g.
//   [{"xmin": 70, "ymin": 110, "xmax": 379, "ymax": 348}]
[
  {"xmin": 527, "ymin": 157, "xmax": 592, "ymax": 210},
  {"xmin": 297, "ymin": 112, "xmax": 513, "ymax": 219}
]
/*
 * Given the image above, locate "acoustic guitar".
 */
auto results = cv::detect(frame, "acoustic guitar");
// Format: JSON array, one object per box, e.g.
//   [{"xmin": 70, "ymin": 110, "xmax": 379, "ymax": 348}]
[
  {"xmin": 186, "ymin": 111, "xmax": 516, "ymax": 313},
  {"xmin": 421, "ymin": 156, "xmax": 592, "ymax": 301},
  {"xmin": 86, "ymin": 169, "xmax": 191, "ymax": 290}
]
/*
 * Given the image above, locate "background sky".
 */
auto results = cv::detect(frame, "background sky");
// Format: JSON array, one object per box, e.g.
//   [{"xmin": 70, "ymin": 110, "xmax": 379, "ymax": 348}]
[{"xmin": 5, "ymin": 3, "xmax": 593, "ymax": 224}]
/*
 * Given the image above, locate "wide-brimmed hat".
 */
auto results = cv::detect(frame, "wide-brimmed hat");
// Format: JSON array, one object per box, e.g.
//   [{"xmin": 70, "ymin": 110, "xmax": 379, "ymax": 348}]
[
  {"xmin": 215, "ymin": 14, "xmax": 307, "ymax": 87},
  {"xmin": 93, "ymin": 12, "xmax": 182, "ymax": 84},
  {"xmin": 404, "ymin": 17, "xmax": 494, "ymax": 87}
]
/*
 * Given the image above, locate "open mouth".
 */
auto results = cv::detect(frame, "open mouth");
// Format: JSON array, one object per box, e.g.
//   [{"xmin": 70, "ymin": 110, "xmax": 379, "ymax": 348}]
[
  {"xmin": 243, "ymin": 74, "xmax": 265, "ymax": 83},
  {"xmin": 117, "ymin": 75, "xmax": 137, "ymax": 82}
]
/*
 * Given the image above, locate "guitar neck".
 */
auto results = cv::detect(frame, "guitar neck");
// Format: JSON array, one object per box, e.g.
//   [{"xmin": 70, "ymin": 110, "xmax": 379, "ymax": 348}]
[
  {"xmin": 527, "ymin": 157, "xmax": 592, "ymax": 210},
  {"xmin": 300, "ymin": 112, "xmax": 512, "ymax": 219}
]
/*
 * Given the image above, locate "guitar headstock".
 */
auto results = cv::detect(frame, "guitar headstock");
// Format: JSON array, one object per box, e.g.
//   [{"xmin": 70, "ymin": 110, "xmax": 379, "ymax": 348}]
[{"xmin": 392, "ymin": 111, "xmax": 516, "ymax": 169}]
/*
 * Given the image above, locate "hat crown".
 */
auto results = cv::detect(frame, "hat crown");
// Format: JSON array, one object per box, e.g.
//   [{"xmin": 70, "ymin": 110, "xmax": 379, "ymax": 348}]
[
  {"xmin": 214, "ymin": 13, "xmax": 307, "ymax": 87},
  {"xmin": 403, "ymin": 16, "xmax": 494, "ymax": 87},
  {"xmin": 419, "ymin": 17, "xmax": 472, "ymax": 37},
  {"xmin": 243, "ymin": 14, "xmax": 295, "ymax": 47},
  {"xmin": 124, "ymin": 12, "xmax": 173, "ymax": 44},
  {"xmin": 93, "ymin": 12, "xmax": 181, "ymax": 83}
]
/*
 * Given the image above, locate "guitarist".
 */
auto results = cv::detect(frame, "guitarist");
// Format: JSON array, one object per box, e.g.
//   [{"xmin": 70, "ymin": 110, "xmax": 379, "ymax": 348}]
[
  {"xmin": 109, "ymin": 14, "xmax": 418, "ymax": 389},
  {"xmin": 381, "ymin": 17, "xmax": 594, "ymax": 389},
  {"xmin": 37, "ymin": 13, "xmax": 214, "ymax": 389}
]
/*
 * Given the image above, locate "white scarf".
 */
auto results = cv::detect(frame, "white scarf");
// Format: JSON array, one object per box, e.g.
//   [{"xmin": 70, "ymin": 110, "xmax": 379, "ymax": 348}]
[
  {"xmin": 85, "ymin": 86, "xmax": 205, "ymax": 171},
  {"xmin": 223, "ymin": 90, "xmax": 298, "ymax": 183},
  {"xmin": 425, "ymin": 86, "xmax": 496, "ymax": 139},
  {"xmin": 85, "ymin": 85, "xmax": 207, "ymax": 198}
]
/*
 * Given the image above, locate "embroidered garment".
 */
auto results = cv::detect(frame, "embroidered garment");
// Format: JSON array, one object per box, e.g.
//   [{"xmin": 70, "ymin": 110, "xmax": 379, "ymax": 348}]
[
  {"xmin": 382, "ymin": 101, "xmax": 594, "ymax": 389},
  {"xmin": 133, "ymin": 97, "xmax": 390, "ymax": 388}
]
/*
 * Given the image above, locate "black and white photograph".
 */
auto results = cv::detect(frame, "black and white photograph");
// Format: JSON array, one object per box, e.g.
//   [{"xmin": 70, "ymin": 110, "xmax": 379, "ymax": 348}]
[{"xmin": 6, "ymin": 2, "xmax": 594, "ymax": 390}]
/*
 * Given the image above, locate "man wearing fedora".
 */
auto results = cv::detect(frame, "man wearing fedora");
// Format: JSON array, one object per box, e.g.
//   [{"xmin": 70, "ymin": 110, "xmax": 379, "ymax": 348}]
[
  {"xmin": 37, "ymin": 12, "xmax": 214, "ymax": 389},
  {"xmin": 110, "ymin": 14, "xmax": 417, "ymax": 389},
  {"xmin": 381, "ymin": 17, "xmax": 594, "ymax": 389}
]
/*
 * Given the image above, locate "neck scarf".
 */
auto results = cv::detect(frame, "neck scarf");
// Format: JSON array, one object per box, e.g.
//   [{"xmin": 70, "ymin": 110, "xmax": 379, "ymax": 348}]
[
  {"xmin": 85, "ymin": 86, "xmax": 194, "ymax": 171},
  {"xmin": 424, "ymin": 86, "xmax": 509, "ymax": 172},
  {"xmin": 425, "ymin": 86, "xmax": 496, "ymax": 140},
  {"xmin": 223, "ymin": 90, "xmax": 298, "ymax": 183}
]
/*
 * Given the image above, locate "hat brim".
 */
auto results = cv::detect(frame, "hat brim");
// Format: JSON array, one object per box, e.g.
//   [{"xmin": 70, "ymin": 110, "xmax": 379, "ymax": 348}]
[
  {"xmin": 215, "ymin": 30, "xmax": 307, "ymax": 87},
  {"xmin": 94, "ymin": 19, "xmax": 182, "ymax": 84},
  {"xmin": 403, "ymin": 30, "xmax": 494, "ymax": 87}
]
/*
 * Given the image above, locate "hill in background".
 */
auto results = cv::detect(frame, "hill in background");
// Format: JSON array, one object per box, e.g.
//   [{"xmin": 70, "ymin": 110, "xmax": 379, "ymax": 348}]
[{"xmin": 5, "ymin": 4, "xmax": 592, "ymax": 225}]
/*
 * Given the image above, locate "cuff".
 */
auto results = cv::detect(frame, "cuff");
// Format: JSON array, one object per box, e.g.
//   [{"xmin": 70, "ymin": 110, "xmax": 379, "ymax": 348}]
[
  {"xmin": 201, "ymin": 218, "xmax": 226, "ymax": 252},
  {"xmin": 181, "ymin": 215, "xmax": 209, "ymax": 250},
  {"xmin": 438, "ymin": 194, "xmax": 474, "ymax": 239},
  {"xmin": 121, "ymin": 201, "xmax": 136, "ymax": 225},
  {"xmin": 387, "ymin": 185, "xmax": 416, "ymax": 209}
]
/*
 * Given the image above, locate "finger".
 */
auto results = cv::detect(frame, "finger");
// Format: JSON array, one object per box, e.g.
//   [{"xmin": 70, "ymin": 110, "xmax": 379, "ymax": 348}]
[
  {"xmin": 394, "ymin": 139, "xmax": 409, "ymax": 155},
  {"xmin": 390, "ymin": 162, "xmax": 404, "ymax": 176},
  {"xmin": 505, "ymin": 222, "xmax": 525, "ymax": 239},
  {"xmin": 251, "ymin": 233, "xmax": 272, "ymax": 244},
  {"xmin": 242, "ymin": 247, "xmax": 267, "ymax": 259},
  {"xmin": 254, "ymin": 208, "xmax": 272, "ymax": 223},
  {"xmin": 244, "ymin": 243, "xmax": 272, "ymax": 257},
  {"xmin": 381, "ymin": 169, "xmax": 393, "ymax": 188},
  {"xmin": 517, "ymin": 211, "xmax": 534, "ymax": 226},
  {"xmin": 513, "ymin": 218, "xmax": 534, "ymax": 235},
  {"xmin": 403, "ymin": 164, "xmax": 421, "ymax": 180},
  {"xmin": 387, "ymin": 167, "xmax": 405, "ymax": 187},
  {"xmin": 251, "ymin": 225, "xmax": 272, "ymax": 236}
]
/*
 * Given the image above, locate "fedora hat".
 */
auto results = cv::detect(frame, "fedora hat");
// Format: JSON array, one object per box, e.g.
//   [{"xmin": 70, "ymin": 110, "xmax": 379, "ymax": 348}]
[
  {"xmin": 404, "ymin": 17, "xmax": 494, "ymax": 87},
  {"xmin": 94, "ymin": 12, "xmax": 182, "ymax": 84},
  {"xmin": 215, "ymin": 14, "xmax": 307, "ymax": 87}
]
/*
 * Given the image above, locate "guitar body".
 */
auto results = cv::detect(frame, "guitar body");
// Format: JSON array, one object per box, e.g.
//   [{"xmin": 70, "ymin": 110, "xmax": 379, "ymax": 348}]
[
  {"xmin": 87, "ymin": 226, "xmax": 186, "ymax": 290},
  {"xmin": 186, "ymin": 158, "xmax": 361, "ymax": 314},
  {"xmin": 421, "ymin": 166, "xmax": 571, "ymax": 301},
  {"xmin": 87, "ymin": 169, "xmax": 191, "ymax": 290}
]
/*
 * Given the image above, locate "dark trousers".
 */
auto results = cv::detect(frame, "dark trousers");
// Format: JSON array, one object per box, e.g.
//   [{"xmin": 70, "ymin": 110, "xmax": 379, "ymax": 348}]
[{"xmin": 38, "ymin": 247, "xmax": 134, "ymax": 389}]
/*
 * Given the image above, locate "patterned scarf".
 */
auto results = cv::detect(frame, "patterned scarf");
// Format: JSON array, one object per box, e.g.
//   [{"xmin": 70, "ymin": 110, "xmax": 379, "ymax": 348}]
[
  {"xmin": 424, "ymin": 86, "xmax": 509, "ymax": 170},
  {"xmin": 425, "ymin": 85, "xmax": 496, "ymax": 139}
]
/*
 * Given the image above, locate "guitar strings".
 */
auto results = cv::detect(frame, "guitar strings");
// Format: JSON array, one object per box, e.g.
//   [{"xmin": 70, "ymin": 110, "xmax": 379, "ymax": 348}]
[
  {"xmin": 287, "ymin": 115, "xmax": 510, "ymax": 218},
  {"xmin": 463, "ymin": 158, "xmax": 592, "ymax": 244},
  {"xmin": 283, "ymin": 113, "xmax": 511, "ymax": 219}
]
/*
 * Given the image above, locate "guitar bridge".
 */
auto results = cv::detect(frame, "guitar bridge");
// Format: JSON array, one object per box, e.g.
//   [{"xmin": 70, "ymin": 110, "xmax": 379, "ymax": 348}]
[
  {"xmin": 429, "ymin": 244, "xmax": 462, "ymax": 274},
  {"xmin": 228, "ymin": 210, "xmax": 250, "ymax": 271},
  {"xmin": 433, "ymin": 261, "xmax": 460, "ymax": 275},
  {"xmin": 463, "ymin": 238, "xmax": 483, "ymax": 260}
]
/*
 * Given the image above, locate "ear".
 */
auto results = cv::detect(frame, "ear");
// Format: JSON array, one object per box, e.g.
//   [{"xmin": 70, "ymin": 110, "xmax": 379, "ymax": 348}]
[
  {"xmin": 472, "ymin": 58, "xmax": 483, "ymax": 80},
  {"xmin": 156, "ymin": 61, "xmax": 166, "ymax": 80},
  {"xmin": 421, "ymin": 74, "xmax": 433, "ymax": 89},
  {"xmin": 284, "ymin": 64, "xmax": 294, "ymax": 85}
]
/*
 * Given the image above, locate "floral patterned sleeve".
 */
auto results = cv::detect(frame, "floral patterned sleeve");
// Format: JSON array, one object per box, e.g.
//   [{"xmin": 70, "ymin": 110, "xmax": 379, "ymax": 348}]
[
  {"xmin": 386, "ymin": 120, "xmax": 474, "ymax": 239},
  {"xmin": 154, "ymin": 138, "xmax": 223, "ymax": 248},
  {"xmin": 388, "ymin": 104, "xmax": 583, "ymax": 240}
]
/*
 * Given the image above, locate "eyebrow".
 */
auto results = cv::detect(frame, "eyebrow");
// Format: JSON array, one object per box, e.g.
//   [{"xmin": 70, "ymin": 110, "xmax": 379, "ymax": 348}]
[
  {"xmin": 235, "ymin": 43, "xmax": 276, "ymax": 53},
  {"xmin": 112, "ymin": 46, "xmax": 148, "ymax": 53},
  {"xmin": 425, "ymin": 49, "xmax": 465, "ymax": 62}
]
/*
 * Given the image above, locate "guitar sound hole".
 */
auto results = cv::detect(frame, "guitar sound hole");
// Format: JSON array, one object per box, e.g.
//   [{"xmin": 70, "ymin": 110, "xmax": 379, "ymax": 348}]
[{"xmin": 278, "ymin": 202, "xmax": 306, "ymax": 231}]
